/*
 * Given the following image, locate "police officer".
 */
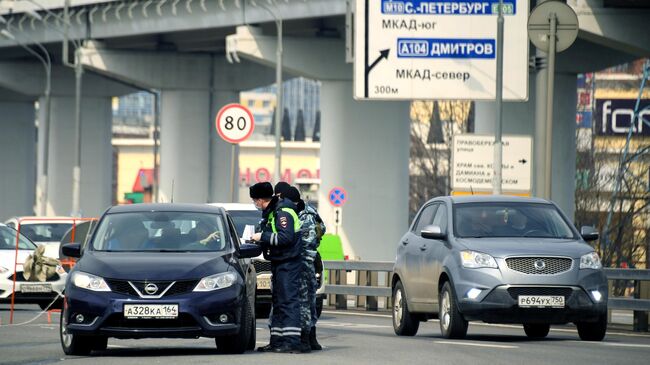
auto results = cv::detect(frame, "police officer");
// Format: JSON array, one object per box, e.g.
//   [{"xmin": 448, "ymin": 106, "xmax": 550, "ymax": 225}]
[
  {"xmin": 283, "ymin": 186, "xmax": 325, "ymax": 351},
  {"xmin": 250, "ymin": 182, "xmax": 303, "ymax": 353}
]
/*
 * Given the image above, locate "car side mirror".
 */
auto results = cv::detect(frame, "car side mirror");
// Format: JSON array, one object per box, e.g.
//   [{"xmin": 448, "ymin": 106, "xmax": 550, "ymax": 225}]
[
  {"xmin": 61, "ymin": 242, "xmax": 82, "ymax": 258},
  {"xmin": 239, "ymin": 243, "xmax": 262, "ymax": 258},
  {"xmin": 580, "ymin": 226, "xmax": 599, "ymax": 242},
  {"xmin": 421, "ymin": 225, "xmax": 446, "ymax": 240}
]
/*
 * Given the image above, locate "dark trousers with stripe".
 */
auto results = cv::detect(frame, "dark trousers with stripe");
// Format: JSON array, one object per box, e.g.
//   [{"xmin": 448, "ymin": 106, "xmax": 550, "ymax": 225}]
[{"xmin": 270, "ymin": 256, "xmax": 302, "ymax": 347}]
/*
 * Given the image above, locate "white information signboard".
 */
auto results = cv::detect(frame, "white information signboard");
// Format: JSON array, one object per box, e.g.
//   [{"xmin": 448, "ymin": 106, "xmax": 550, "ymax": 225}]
[
  {"xmin": 451, "ymin": 134, "xmax": 532, "ymax": 193},
  {"xmin": 354, "ymin": 0, "xmax": 529, "ymax": 100}
]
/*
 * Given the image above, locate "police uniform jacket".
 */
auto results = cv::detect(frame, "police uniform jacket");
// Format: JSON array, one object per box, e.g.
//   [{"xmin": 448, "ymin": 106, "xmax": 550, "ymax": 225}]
[{"xmin": 259, "ymin": 197, "xmax": 302, "ymax": 262}]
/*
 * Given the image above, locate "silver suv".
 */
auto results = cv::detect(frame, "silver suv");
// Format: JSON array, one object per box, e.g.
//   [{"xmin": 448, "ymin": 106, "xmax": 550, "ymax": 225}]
[{"xmin": 391, "ymin": 196, "xmax": 608, "ymax": 341}]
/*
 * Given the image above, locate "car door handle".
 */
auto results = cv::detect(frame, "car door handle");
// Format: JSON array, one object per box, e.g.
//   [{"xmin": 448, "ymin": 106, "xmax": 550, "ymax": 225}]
[
  {"xmin": 419, "ymin": 245, "xmax": 427, "ymax": 251},
  {"xmin": 402, "ymin": 239, "xmax": 409, "ymax": 245}
]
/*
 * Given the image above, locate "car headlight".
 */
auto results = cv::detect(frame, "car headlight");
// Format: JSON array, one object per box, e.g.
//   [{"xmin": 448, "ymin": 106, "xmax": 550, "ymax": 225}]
[
  {"xmin": 460, "ymin": 251, "xmax": 498, "ymax": 269},
  {"xmin": 194, "ymin": 272, "xmax": 238, "ymax": 292},
  {"xmin": 580, "ymin": 252, "xmax": 602, "ymax": 270},
  {"xmin": 72, "ymin": 271, "xmax": 111, "ymax": 292}
]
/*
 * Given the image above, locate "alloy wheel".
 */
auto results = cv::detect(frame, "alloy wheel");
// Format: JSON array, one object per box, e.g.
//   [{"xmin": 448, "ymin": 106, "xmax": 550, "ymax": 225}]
[
  {"xmin": 61, "ymin": 314, "xmax": 72, "ymax": 347},
  {"xmin": 441, "ymin": 290, "xmax": 451, "ymax": 331},
  {"xmin": 393, "ymin": 288, "xmax": 403, "ymax": 327}
]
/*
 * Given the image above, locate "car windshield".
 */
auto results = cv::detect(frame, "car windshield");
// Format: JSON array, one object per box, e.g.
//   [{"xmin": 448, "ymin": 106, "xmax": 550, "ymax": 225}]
[
  {"xmin": 91, "ymin": 211, "xmax": 229, "ymax": 252},
  {"xmin": 0, "ymin": 226, "xmax": 37, "ymax": 250},
  {"xmin": 228, "ymin": 210, "xmax": 260, "ymax": 237},
  {"xmin": 19, "ymin": 223, "xmax": 73, "ymax": 243},
  {"xmin": 453, "ymin": 202, "xmax": 577, "ymax": 239}
]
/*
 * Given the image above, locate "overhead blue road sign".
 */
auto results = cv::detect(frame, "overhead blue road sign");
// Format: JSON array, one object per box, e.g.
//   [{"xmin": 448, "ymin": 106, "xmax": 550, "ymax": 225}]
[{"xmin": 397, "ymin": 38, "xmax": 496, "ymax": 59}]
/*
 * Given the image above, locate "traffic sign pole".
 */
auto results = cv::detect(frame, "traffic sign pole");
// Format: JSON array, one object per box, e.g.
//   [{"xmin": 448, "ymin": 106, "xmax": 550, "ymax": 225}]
[
  {"xmin": 493, "ymin": 0, "xmax": 505, "ymax": 195},
  {"xmin": 215, "ymin": 103, "xmax": 255, "ymax": 202},
  {"xmin": 527, "ymin": 1, "xmax": 579, "ymax": 200},
  {"xmin": 544, "ymin": 13, "xmax": 557, "ymax": 200}
]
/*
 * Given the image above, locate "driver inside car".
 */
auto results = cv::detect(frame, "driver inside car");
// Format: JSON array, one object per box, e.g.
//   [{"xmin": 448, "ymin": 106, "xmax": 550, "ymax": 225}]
[{"xmin": 106, "ymin": 219, "xmax": 149, "ymax": 250}]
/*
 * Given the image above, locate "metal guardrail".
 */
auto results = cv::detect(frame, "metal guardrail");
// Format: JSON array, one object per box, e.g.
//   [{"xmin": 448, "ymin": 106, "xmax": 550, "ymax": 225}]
[{"xmin": 322, "ymin": 261, "xmax": 650, "ymax": 331}]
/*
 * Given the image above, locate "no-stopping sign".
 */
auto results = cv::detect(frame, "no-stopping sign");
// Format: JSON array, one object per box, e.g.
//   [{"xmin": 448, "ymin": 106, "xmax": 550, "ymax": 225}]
[{"xmin": 215, "ymin": 104, "xmax": 255, "ymax": 144}]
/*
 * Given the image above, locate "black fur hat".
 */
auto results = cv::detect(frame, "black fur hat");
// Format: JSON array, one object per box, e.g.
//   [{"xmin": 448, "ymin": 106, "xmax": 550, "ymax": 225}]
[
  {"xmin": 284, "ymin": 186, "xmax": 301, "ymax": 203},
  {"xmin": 250, "ymin": 182, "xmax": 274, "ymax": 199},
  {"xmin": 274, "ymin": 181, "xmax": 291, "ymax": 196}
]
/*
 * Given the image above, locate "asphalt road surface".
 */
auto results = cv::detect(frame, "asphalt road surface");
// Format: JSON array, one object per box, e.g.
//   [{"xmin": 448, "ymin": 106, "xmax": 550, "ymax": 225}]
[{"xmin": 1, "ymin": 304, "xmax": 649, "ymax": 365}]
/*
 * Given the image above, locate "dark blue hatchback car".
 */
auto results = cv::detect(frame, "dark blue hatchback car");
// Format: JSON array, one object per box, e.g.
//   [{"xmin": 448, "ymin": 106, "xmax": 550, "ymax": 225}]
[{"xmin": 59, "ymin": 204, "xmax": 261, "ymax": 355}]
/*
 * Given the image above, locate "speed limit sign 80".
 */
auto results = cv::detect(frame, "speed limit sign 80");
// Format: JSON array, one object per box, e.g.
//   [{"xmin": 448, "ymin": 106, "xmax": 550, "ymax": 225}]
[{"xmin": 215, "ymin": 104, "xmax": 255, "ymax": 144}]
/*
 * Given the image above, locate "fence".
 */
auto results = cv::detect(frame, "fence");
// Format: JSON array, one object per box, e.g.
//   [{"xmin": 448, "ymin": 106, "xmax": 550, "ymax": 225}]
[{"xmin": 322, "ymin": 261, "xmax": 650, "ymax": 331}]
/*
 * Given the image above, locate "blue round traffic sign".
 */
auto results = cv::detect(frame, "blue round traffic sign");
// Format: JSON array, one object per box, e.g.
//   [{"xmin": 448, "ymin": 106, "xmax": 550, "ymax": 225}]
[{"xmin": 328, "ymin": 187, "xmax": 348, "ymax": 207}]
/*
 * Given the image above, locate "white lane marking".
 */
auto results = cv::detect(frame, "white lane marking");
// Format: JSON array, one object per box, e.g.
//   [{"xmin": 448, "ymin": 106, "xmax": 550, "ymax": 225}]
[
  {"xmin": 566, "ymin": 340, "xmax": 650, "ymax": 349},
  {"xmin": 323, "ymin": 310, "xmax": 391, "ymax": 319},
  {"xmin": 323, "ymin": 311, "xmax": 650, "ymax": 338},
  {"xmin": 434, "ymin": 340, "xmax": 518, "ymax": 349},
  {"xmin": 319, "ymin": 321, "xmax": 391, "ymax": 329}
]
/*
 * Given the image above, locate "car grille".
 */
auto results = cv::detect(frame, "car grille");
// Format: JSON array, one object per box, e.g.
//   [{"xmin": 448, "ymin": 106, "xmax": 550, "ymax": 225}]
[
  {"xmin": 506, "ymin": 257, "xmax": 572, "ymax": 275},
  {"xmin": 8, "ymin": 272, "xmax": 60, "ymax": 282},
  {"xmin": 253, "ymin": 260, "xmax": 272, "ymax": 273},
  {"xmin": 103, "ymin": 313, "xmax": 199, "ymax": 329},
  {"xmin": 105, "ymin": 279, "xmax": 198, "ymax": 298},
  {"xmin": 507, "ymin": 287, "xmax": 574, "ymax": 300}
]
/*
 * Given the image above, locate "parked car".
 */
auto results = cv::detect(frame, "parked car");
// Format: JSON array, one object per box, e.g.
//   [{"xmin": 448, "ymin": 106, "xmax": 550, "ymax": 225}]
[
  {"xmin": 210, "ymin": 203, "xmax": 273, "ymax": 317},
  {"xmin": 212, "ymin": 203, "xmax": 329, "ymax": 318},
  {"xmin": 5, "ymin": 217, "xmax": 77, "ymax": 259},
  {"xmin": 0, "ymin": 223, "xmax": 67, "ymax": 310},
  {"xmin": 59, "ymin": 203, "xmax": 261, "ymax": 355},
  {"xmin": 391, "ymin": 195, "xmax": 608, "ymax": 341},
  {"xmin": 57, "ymin": 220, "xmax": 98, "ymax": 272}
]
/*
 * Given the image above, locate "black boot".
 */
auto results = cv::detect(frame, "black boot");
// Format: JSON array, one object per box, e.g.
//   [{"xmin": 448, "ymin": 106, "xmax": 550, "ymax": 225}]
[
  {"xmin": 309, "ymin": 327, "xmax": 322, "ymax": 350},
  {"xmin": 300, "ymin": 329, "xmax": 312, "ymax": 353},
  {"xmin": 272, "ymin": 343, "xmax": 302, "ymax": 354},
  {"xmin": 257, "ymin": 335, "xmax": 280, "ymax": 352}
]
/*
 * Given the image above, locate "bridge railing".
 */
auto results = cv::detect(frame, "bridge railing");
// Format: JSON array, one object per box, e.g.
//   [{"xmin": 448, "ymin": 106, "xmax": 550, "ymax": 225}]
[{"xmin": 322, "ymin": 261, "xmax": 650, "ymax": 331}]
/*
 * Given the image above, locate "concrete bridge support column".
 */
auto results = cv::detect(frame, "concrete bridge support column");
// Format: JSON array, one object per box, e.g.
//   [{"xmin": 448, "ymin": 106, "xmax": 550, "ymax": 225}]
[
  {"xmin": 319, "ymin": 80, "xmax": 410, "ymax": 261},
  {"xmin": 0, "ymin": 101, "xmax": 36, "ymax": 220},
  {"xmin": 157, "ymin": 90, "xmax": 211, "ymax": 203},
  {"xmin": 44, "ymin": 96, "xmax": 113, "ymax": 217},
  {"xmin": 210, "ymin": 90, "xmax": 240, "ymax": 203}
]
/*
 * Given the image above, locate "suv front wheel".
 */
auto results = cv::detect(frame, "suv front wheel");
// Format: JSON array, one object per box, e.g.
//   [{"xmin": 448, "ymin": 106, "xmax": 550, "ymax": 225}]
[
  {"xmin": 439, "ymin": 281, "xmax": 468, "ymax": 339},
  {"xmin": 576, "ymin": 314, "xmax": 607, "ymax": 341}
]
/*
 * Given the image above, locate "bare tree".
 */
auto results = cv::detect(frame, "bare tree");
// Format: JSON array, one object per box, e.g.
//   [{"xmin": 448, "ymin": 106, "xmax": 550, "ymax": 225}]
[{"xmin": 409, "ymin": 101, "xmax": 473, "ymax": 219}]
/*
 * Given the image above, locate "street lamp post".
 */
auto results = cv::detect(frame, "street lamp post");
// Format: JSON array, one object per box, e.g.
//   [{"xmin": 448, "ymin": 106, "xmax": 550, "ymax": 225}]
[
  {"xmin": 253, "ymin": 1, "xmax": 283, "ymax": 183},
  {"xmin": 0, "ymin": 26, "xmax": 52, "ymax": 216},
  {"xmin": 24, "ymin": 0, "xmax": 84, "ymax": 215}
]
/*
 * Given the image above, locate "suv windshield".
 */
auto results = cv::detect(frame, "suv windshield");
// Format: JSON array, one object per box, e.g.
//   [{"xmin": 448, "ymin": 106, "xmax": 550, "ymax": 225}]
[
  {"xmin": 228, "ymin": 210, "xmax": 260, "ymax": 237},
  {"xmin": 20, "ymin": 223, "xmax": 73, "ymax": 243},
  {"xmin": 92, "ymin": 211, "xmax": 228, "ymax": 252},
  {"xmin": 453, "ymin": 202, "xmax": 577, "ymax": 239}
]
